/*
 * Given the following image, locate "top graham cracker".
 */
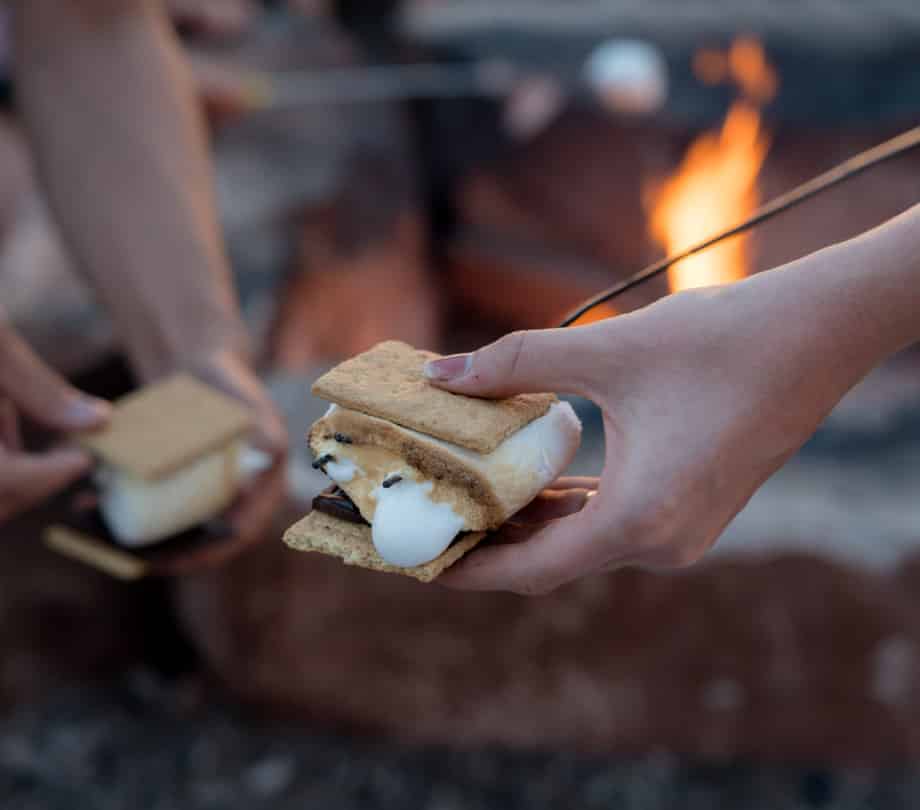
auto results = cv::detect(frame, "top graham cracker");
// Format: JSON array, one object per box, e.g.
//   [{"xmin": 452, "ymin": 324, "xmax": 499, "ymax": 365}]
[
  {"xmin": 311, "ymin": 341, "xmax": 555, "ymax": 454},
  {"xmin": 76, "ymin": 374, "xmax": 252, "ymax": 481}
]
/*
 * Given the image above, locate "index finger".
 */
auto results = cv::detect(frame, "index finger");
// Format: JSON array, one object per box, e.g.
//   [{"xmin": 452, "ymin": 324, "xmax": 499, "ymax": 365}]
[
  {"xmin": 510, "ymin": 487, "xmax": 594, "ymax": 525},
  {"xmin": 0, "ymin": 398, "xmax": 20, "ymax": 451},
  {"xmin": 0, "ymin": 325, "xmax": 109, "ymax": 431}
]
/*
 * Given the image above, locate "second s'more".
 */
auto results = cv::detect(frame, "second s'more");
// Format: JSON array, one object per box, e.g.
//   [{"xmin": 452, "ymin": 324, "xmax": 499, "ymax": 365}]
[
  {"xmin": 75, "ymin": 374, "xmax": 252, "ymax": 548},
  {"xmin": 283, "ymin": 341, "xmax": 582, "ymax": 581}
]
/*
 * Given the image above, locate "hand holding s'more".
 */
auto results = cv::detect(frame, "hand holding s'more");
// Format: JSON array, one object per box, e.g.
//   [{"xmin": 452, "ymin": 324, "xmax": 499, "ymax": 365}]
[{"xmin": 283, "ymin": 341, "xmax": 582, "ymax": 582}]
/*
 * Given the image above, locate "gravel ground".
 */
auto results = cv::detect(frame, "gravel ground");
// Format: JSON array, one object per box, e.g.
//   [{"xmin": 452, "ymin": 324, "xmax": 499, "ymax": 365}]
[{"xmin": 2, "ymin": 672, "xmax": 920, "ymax": 810}]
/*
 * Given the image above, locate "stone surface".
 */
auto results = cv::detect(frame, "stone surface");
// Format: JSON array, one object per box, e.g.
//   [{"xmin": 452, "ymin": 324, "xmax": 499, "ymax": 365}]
[
  {"xmin": 0, "ymin": 359, "xmax": 197, "ymax": 709},
  {"xmin": 8, "ymin": 675, "xmax": 920, "ymax": 809},
  {"xmin": 172, "ymin": 351, "xmax": 920, "ymax": 765},
  {"xmin": 0, "ymin": 503, "xmax": 172, "ymax": 707},
  {"xmin": 172, "ymin": 532, "xmax": 920, "ymax": 762}
]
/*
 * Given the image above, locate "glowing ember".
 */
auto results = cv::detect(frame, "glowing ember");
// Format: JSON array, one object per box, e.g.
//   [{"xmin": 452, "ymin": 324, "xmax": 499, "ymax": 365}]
[{"xmin": 648, "ymin": 37, "xmax": 777, "ymax": 292}]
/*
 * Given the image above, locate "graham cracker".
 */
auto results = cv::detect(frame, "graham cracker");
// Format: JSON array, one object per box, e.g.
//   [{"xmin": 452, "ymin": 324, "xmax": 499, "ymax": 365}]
[
  {"xmin": 76, "ymin": 374, "xmax": 251, "ymax": 481},
  {"xmin": 282, "ymin": 510, "xmax": 485, "ymax": 583},
  {"xmin": 311, "ymin": 341, "xmax": 555, "ymax": 454},
  {"xmin": 44, "ymin": 525, "xmax": 149, "ymax": 581}
]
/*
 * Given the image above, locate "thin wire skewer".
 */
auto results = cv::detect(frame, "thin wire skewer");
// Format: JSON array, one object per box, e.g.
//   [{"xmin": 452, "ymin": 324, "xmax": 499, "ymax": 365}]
[{"xmin": 558, "ymin": 124, "xmax": 920, "ymax": 327}]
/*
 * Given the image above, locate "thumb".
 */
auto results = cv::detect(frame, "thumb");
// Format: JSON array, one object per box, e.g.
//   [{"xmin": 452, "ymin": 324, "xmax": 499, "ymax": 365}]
[
  {"xmin": 0, "ymin": 326, "xmax": 110, "ymax": 432},
  {"xmin": 423, "ymin": 327, "xmax": 600, "ymax": 398}
]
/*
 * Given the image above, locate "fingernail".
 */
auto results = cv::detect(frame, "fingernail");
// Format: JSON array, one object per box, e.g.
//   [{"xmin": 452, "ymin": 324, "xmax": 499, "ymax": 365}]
[
  {"xmin": 423, "ymin": 354, "xmax": 472, "ymax": 382},
  {"xmin": 64, "ymin": 397, "xmax": 111, "ymax": 429}
]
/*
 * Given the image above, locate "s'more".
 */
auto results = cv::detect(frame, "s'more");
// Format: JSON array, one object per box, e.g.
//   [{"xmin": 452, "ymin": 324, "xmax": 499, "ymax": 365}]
[
  {"xmin": 75, "ymin": 374, "xmax": 252, "ymax": 548},
  {"xmin": 283, "ymin": 341, "xmax": 582, "ymax": 582}
]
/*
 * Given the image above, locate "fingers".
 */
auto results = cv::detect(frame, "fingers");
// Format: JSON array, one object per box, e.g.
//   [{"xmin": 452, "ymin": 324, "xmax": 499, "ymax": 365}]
[
  {"xmin": 188, "ymin": 53, "xmax": 264, "ymax": 116},
  {"xmin": 70, "ymin": 489, "xmax": 100, "ymax": 513},
  {"xmin": 0, "ymin": 447, "xmax": 92, "ymax": 523},
  {"xmin": 245, "ymin": 399, "xmax": 287, "ymax": 458},
  {"xmin": 0, "ymin": 398, "xmax": 20, "ymax": 451},
  {"xmin": 438, "ymin": 508, "xmax": 612, "ymax": 595},
  {"xmin": 224, "ymin": 463, "xmax": 286, "ymax": 542},
  {"xmin": 544, "ymin": 476, "xmax": 600, "ymax": 492},
  {"xmin": 0, "ymin": 326, "xmax": 110, "ymax": 432},
  {"xmin": 165, "ymin": 462, "xmax": 287, "ymax": 576},
  {"xmin": 511, "ymin": 488, "xmax": 594, "ymax": 524},
  {"xmin": 423, "ymin": 326, "xmax": 603, "ymax": 399},
  {"xmin": 438, "ymin": 484, "xmax": 600, "ymax": 592},
  {"xmin": 191, "ymin": 352, "xmax": 287, "ymax": 458}
]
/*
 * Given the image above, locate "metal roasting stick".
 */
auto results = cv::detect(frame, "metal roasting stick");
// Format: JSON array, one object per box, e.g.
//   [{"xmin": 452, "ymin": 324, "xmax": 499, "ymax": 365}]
[
  {"xmin": 242, "ymin": 61, "xmax": 518, "ymax": 108},
  {"xmin": 238, "ymin": 39, "xmax": 667, "ymax": 112},
  {"xmin": 558, "ymin": 125, "xmax": 920, "ymax": 327}
]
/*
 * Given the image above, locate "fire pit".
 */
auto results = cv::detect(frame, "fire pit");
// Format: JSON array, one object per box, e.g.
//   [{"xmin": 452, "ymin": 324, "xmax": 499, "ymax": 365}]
[
  {"xmin": 387, "ymin": 5, "xmax": 920, "ymax": 333},
  {"xmin": 163, "ymin": 10, "xmax": 920, "ymax": 765},
  {"xmin": 4, "ymin": 2, "xmax": 920, "ymax": 772}
]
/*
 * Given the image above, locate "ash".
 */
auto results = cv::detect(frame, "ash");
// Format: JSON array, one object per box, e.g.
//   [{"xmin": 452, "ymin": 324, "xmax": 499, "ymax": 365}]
[{"xmin": 2, "ymin": 672, "xmax": 920, "ymax": 810}]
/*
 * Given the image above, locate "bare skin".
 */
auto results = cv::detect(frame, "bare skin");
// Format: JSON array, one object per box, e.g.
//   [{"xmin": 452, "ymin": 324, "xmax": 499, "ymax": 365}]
[
  {"xmin": 0, "ymin": 321, "xmax": 110, "ymax": 524},
  {"xmin": 425, "ymin": 203, "xmax": 920, "ymax": 595},
  {"xmin": 11, "ymin": 0, "xmax": 284, "ymax": 453},
  {"xmin": 165, "ymin": 0, "xmax": 255, "ymax": 38}
]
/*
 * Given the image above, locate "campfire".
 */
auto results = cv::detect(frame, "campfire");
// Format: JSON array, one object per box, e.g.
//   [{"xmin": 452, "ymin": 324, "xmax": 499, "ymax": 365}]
[{"xmin": 647, "ymin": 37, "xmax": 777, "ymax": 292}]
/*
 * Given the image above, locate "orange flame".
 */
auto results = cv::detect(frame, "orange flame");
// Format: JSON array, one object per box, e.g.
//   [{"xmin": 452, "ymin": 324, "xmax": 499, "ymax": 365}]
[
  {"xmin": 729, "ymin": 37, "xmax": 778, "ymax": 103},
  {"xmin": 567, "ymin": 302, "xmax": 619, "ymax": 326},
  {"xmin": 649, "ymin": 37, "xmax": 777, "ymax": 292}
]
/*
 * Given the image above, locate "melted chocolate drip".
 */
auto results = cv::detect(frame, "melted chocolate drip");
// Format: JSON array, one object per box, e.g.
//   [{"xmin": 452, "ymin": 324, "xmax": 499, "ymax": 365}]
[
  {"xmin": 312, "ymin": 486, "xmax": 368, "ymax": 526},
  {"xmin": 312, "ymin": 487, "xmax": 472, "ymax": 552}
]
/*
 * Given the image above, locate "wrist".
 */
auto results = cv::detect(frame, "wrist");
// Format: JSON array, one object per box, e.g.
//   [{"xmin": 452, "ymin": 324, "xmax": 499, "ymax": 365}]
[
  {"xmin": 851, "ymin": 205, "xmax": 920, "ymax": 357},
  {"xmin": 754, "ymin": 215, "xmax": 919, "ymax": 396}
]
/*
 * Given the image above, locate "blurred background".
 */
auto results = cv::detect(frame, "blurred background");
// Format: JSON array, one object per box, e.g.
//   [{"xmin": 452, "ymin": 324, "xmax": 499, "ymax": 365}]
[{"xmin": 3, "ymin": 0, "xmax": 920, "ymax": 807}]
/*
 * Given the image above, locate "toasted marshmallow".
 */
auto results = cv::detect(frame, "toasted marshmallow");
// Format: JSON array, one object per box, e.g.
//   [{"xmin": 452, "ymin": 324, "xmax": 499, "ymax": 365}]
[
  {"xmin": 371, "ymin": 476, "xmax": 467, "ymax": 567},
  {"xmin": 97, "ymin": 442, "xmax": 244, "ymax": 548},
  {"xmin": 74, "ymin": 374, "xmax": 255, "ymax": 549},
  {"xmin": 310, "ymin": 401, "xmax": 582, "ymax": 566}
]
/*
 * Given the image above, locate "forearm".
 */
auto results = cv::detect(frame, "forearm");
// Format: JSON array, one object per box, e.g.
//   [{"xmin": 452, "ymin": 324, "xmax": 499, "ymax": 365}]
[
  {"xmin": 838, "ymin": 202, "xmax": 920, "ymax": 356},
  {"xmin": 12, "ymin": 0, "xmax": 245, "ymax": 380},
  {"xmin": 739, "ymin": 202, "xmax": 920, "ymax": 397}
]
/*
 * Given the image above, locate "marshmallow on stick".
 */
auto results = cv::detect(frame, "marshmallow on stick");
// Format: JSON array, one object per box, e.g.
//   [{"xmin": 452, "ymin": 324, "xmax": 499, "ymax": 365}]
[{"xmin": 284, "ymin": 341, "xmax": 582, "ymax": 581}]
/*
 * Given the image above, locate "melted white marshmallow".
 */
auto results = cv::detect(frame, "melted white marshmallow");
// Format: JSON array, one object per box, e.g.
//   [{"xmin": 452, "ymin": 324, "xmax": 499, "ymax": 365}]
[
  {"xmin": 371, "ymin": 476, "xmax": 466, "ymax": 567},
  {"xmin": 314, "ymin": 401, "xmax": 582, "ymax": 568},
  {"xmin": 99, "ymin": 441, "xmax": 242, "ymax": 548},
  {"xmin": 325, "ymin": 457, "xmax": 361, "ymax": 484},
  {"xmin": 456, "ymin": 401, "xmax": 581, "ymax": 513}
]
